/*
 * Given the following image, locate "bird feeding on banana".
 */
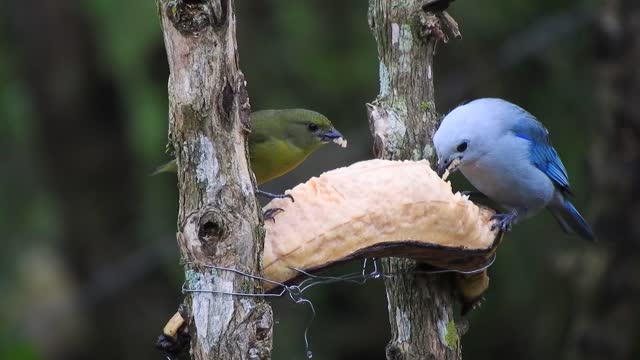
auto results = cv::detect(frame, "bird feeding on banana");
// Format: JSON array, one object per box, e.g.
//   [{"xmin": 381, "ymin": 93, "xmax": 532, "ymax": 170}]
[
  {"xmin": 433, "ymin": 98, "xmax": 595, "ymax": 241},
  {"xmin": 154, "ymin": 108, "xmax": 347, "ymax": 218}
]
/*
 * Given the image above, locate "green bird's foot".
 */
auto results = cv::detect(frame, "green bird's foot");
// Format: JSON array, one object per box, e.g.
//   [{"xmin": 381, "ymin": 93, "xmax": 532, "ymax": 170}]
[
  {"xmin": 263, "ymin": 208, "xmax": 285, "ymax": 223},
  {"xmin": 256, "ymin": 189, "xmax": 295, "ymax": 203}
]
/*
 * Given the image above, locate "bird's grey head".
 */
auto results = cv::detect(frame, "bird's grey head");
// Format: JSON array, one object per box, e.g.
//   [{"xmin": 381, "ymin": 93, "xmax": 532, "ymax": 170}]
[{"xmin": 433, "ymin": 98, "xmax": 521, "ymax": 177}]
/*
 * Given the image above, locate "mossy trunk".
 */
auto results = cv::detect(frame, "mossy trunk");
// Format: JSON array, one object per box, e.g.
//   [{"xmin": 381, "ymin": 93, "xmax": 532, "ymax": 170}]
[
  {"xmin": 367, "ymin": 1, "xmax": 462, "ymax": 359},
  {"xmin": 157, "ymin": 1, "xmax": 273, "ymax": 359}
]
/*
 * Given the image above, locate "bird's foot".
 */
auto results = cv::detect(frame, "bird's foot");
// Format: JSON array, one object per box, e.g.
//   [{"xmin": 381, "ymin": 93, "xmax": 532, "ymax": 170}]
[
  {"xmin": 490, "ymin": 211, "xmax": 518, "ymax": 232},
  {"xmin": 256, "ymin": 189, "xmax": 295, "ymax": 203},
  {"xmin": 263, "ymin": 208, "xmax": 285, "ymax": 223}
]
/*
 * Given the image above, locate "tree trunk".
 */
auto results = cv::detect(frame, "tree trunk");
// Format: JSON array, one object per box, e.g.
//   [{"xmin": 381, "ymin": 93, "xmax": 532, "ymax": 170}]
[
  {"xmin": 367, "ymin": 1, "xmax": 461, "ymax": 359},
  {"xmin": 567, "ymin": 0, "xmax": 640, "ymax": 359},
  {"xmin": 157, "ymin": 1, "xmax": 273, "ymax": 359}
]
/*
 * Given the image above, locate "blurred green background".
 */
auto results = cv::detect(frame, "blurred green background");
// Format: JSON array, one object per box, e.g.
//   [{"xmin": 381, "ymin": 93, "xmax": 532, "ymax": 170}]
[{"xmin": 1, "ymin": 0, "xmax": 636, "ymax": 359}]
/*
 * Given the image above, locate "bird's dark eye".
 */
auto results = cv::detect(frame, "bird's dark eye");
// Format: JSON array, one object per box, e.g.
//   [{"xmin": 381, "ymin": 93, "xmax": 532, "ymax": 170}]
[
  {"xmin": 456, "ymin": 142, "xmax": 468, "ymax": 152},
  {"xmin": 307, "ymin": 123, "xmax": 319, "ymax": 132}
]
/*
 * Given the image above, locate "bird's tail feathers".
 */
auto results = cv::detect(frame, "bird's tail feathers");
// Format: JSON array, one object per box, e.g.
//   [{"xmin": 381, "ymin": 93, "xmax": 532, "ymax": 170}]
[
  {"xmin": 151, "ymin": 159, "xmax": 177, "ymax": 176},
  {"xmin": 548, "ymin": 197, "xmax": 596, "ymax": 241}
]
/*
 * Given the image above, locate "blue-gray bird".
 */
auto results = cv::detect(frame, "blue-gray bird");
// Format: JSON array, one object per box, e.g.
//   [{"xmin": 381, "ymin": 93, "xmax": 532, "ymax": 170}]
[{"xmin": 433, "ymin": 98, "xmax": 595, "ymax": 241}]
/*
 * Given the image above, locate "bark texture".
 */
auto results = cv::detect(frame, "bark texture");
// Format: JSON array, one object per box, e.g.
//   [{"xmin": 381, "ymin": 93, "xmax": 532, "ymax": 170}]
[
  {"xmin": 157, "ymin": 1, "xmax": 273, "ymax": 359},
  {"xmin": 567, "ymin": 0, "xmax": 640, "ymax": 358},
  {"xmin": 367, "ymin": 1, "xmax": 461, "ymax": 359}
]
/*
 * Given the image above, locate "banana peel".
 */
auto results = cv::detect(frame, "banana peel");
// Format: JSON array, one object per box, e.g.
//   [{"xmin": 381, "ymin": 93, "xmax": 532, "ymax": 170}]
[{"xmin": 262, "ymin": 159, "xmax": 500, "ymax": 294}]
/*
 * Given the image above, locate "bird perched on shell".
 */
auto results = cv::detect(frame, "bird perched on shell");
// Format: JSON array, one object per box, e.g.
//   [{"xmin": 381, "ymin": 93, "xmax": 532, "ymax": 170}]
[{"xmin": 433, "ymin": 98, "xmax": 595, "ymax": 241}]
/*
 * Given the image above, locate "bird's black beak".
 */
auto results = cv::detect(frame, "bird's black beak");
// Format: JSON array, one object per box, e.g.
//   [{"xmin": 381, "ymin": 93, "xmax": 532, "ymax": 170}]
[
  {"xmin": 436, "ymin": 156, "xmax": 461, "ymax": 178},
  {"xmin": 319, "ymin": 128, "xmax": 344, "ymax": 142},
  {"xmin": 436, "ymin": 159, "xmax": 450, "ymax": 178}
]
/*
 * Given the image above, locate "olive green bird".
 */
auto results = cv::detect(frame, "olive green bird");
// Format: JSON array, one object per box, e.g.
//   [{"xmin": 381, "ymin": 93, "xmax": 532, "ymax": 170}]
[{"xmin": 154, "ymin": 109, "xmax": 347, "ymax": 202}]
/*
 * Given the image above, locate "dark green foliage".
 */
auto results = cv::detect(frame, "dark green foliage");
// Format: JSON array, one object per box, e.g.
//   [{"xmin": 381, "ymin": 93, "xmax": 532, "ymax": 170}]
[{"xmin": 0, "ymin": 0, "xmax": 604, "ymax": 359}]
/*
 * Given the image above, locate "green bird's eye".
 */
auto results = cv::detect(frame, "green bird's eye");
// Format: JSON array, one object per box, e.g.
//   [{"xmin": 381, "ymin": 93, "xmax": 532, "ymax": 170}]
[{"xmin": 307, "ymin": 123, "xmax": 319, "ymax": 132}]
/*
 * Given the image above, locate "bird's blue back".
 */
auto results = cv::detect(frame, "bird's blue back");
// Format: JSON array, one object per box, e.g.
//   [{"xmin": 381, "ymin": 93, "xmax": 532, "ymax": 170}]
[{"xmin": 509, "ymin": 107, "xmax": 572, "ymax": 196}]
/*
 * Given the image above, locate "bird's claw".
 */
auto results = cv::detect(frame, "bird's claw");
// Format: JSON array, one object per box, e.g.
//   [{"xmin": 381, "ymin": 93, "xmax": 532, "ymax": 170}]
[
  {"xmin": 490, "ymin": 212, "xmax": 517, "ymax": 232},
  {"xmin": 256, "ymin": 189, "xmax": 295, "ymax": 203},
  {"xmin": 263, "ymin": 208, "xmax": 285, "ymax": 223}
]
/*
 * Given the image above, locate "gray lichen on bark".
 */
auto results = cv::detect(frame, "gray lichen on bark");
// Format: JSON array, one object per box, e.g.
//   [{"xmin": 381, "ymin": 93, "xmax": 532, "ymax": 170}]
[
  {"xmin": 157, "ymin": 0, "xmax": 273, "ymax": 359},
  {"xmin": 367, "ymin": 1, "xmax": 462, "ymax": 359}
]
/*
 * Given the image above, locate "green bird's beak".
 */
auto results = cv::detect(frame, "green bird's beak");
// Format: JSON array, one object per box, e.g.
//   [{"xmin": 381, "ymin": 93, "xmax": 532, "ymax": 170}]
[
  {"xmin": 319, "ymin": 128, "xmax": 342, "ymax": 141},
  {"xmin": 319, "ymin": 128, "xmax": 347, "ymax": 148}
]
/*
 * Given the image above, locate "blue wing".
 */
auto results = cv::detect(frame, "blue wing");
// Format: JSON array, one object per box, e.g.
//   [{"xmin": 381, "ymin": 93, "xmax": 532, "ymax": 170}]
[{"xmin": 511, "ymin": 112, "xmax": 573, "ymax": 196}]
